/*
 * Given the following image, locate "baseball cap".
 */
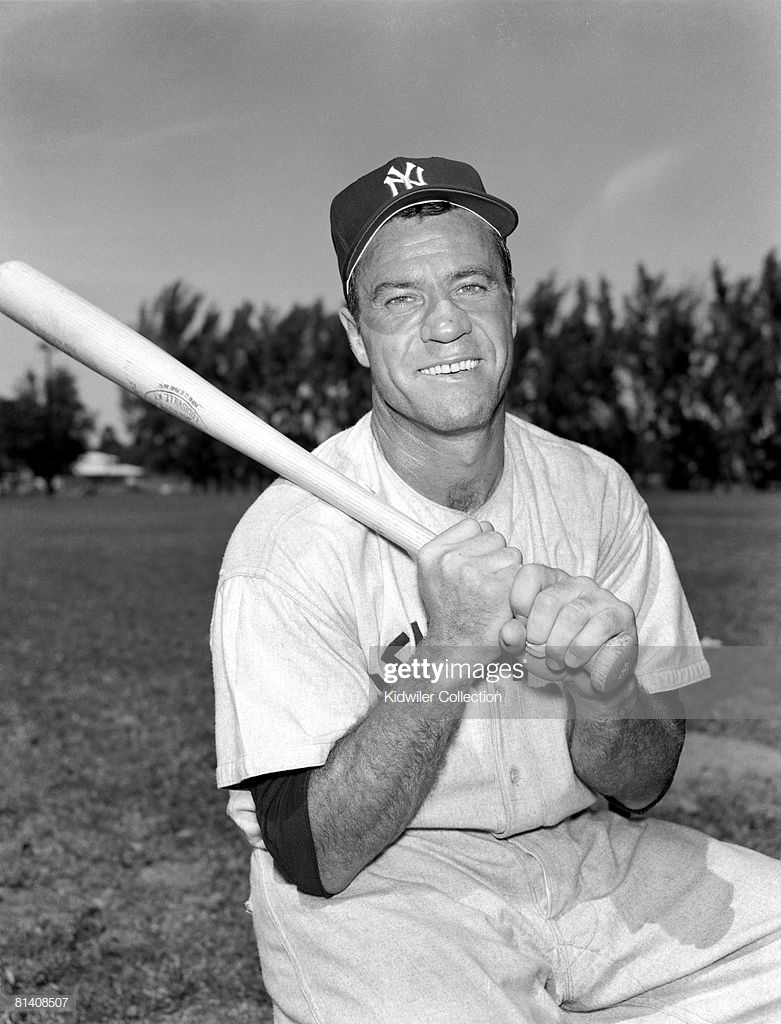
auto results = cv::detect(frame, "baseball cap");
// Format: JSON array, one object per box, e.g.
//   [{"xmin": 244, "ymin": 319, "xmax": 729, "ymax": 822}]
[{"xmin": 330, "ymin": 157, "xmax": 518, "ymax": 297}]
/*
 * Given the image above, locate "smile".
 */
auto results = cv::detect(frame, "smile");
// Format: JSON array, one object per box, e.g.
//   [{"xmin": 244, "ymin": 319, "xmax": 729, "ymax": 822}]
[{"xmin": 420, "ymin": 359, "xmax": 480, "ymax": 376}]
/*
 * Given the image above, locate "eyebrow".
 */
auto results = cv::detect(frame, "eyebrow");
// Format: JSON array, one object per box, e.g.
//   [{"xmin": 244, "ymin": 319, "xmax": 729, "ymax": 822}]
[
  {"xmin": 370, "ymin": 278, "xmax": 424, "ymax": 302},
  {"xmin": 370, "ymin": 265, "xmax": 497, "ymax": 303}
]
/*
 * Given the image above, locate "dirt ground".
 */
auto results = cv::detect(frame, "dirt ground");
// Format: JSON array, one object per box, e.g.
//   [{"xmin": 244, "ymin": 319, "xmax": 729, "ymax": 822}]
[{"xmin": 1, "ymin": 491, "xmax": 778, "ymax": 1023}]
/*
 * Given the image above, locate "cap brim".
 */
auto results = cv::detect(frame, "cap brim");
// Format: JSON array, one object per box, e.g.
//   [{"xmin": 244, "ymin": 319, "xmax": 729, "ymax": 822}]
[{"xmin": 344, "ymin": 188, "xmax": 518, "ymax": 292}]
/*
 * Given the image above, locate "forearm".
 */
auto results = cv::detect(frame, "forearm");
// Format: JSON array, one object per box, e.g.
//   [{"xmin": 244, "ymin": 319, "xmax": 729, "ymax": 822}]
[
  {"xmin": 567, "ymin": 682, "xmax": 685, "ymax": 810},
  {"xmin": 308, "ymin": 645, "xmax": 467, "ymax": 894}
]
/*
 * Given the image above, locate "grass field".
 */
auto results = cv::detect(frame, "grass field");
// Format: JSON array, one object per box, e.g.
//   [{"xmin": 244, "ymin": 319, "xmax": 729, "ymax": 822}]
[{"xmin": 1, "ymin": 489, "xmax": 779, "ymax": 1023}]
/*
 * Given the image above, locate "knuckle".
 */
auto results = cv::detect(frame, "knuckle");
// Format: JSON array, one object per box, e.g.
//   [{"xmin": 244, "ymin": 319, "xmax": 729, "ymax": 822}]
[
  {"xmin": 439, "ymin": 549, "xmax": 461, "ymax": 575},
  {"xmin": 559, "ymin": 595, "xmax": 592, "ymax": 621},
  {"xmin": 519, "ymin": 562, "xmax": 545, "ymax": 582},
  {"xmin": 617, "ymin": 599, "xmax": 636, "ymax": 624},
  {"xmin": 495, "ymin": 548, "xmax": 521, "ymax": 571},
  {"xmin": 484, "ymin": 532, "xmax": 506, "ymax": 550},
  {"xmin": 574, "ymin": 575, "xmax": 599, "ymax": 593},
  {"xmin": 595, "ymin": 607, "xmax": 624, "ymax": 636},
  {"xmin": 532, "ymin": 587, "xmax": 559, "ymax": 611},
  {"xmin": 595, "ymin": 595, "xmax": 635, "ymax": 629},
  {"xmin": 416, "ymin": 546, "xmax": 435, "ymax": 570},
  {"xmin": 449, "ymin": 519, "xmax": 481, "ymax": 542}
]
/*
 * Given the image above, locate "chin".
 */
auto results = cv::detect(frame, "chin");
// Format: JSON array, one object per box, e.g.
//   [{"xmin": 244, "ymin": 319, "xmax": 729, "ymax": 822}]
[{"xmin": 413, "ymin": 399, "xmax": 499, "ymax": 435}]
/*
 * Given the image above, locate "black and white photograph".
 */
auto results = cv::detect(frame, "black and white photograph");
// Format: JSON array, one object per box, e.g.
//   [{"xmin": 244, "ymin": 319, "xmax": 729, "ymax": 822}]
[{"xmin": 1, "ymin": 2, "xmax": 779, "ymax": 1022}]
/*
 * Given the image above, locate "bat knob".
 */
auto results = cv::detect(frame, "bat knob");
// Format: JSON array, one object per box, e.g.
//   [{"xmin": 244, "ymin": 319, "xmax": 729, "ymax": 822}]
[{"xmin": 589, "ymin": 632, "xmax": 638, "ymax": 693}]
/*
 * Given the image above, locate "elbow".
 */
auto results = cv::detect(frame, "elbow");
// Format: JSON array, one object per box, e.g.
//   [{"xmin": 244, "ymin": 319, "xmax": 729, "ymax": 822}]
[
  {"xmin": 609, "ymin": 717, "xmax": 686, "ymax": 813},
  {"xmin": 310, "ymin": 823, "xmax": 366, "ymax": 895},
  {"xmin": 315, "ymin": 862, "xmax": 354, "ymax": 896}
]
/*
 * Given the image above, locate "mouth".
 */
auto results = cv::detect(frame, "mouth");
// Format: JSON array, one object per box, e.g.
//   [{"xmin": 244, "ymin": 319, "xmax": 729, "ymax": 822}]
[{"xmin": 419, "ymin": 358, "xmax": 480, "ymax": 377}]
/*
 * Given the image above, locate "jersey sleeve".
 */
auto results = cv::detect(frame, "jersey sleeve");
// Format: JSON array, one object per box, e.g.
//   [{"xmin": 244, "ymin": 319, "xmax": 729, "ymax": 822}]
[
  {"xmin": 211, "ymin": 568, "xmax": 375, "ymax": 789},
  {"xmin": 595, "ymin": 466, "xmax": 710, "ymax": 693}
]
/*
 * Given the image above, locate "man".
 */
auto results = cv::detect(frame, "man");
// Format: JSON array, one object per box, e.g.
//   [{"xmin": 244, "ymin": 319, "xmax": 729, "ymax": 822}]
[{"xmin": 212, "ymin": 157, "xmax": 780, "ymax": 1023}]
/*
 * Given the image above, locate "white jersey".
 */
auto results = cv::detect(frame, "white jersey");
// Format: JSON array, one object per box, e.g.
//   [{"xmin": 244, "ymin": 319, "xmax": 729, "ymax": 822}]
[{"xmin": 211, "ymin": 412, "xmax": 709, "ymax": 848}]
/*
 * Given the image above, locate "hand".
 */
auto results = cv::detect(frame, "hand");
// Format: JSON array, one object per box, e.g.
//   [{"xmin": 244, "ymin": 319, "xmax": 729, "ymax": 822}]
[
  {"xmin": 501, "ymin": 565, "xmax": 638, "ymax": 699},
  {"xmin": 417, "ymin": 519, "xmax": 523, "ymax": 655}
]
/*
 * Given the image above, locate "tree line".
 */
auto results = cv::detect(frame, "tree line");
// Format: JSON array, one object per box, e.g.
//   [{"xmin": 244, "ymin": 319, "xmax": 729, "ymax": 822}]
[
  {"xmin": 0, "ymin": 364, "xmax": 95, "ymax": 494},
  {"xmin": 1, "ymin": 251, "xmax": 779, "ymax": 492}
]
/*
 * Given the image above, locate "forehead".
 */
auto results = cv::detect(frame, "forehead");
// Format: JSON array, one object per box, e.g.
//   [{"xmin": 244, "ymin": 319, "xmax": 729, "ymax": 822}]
[{"xmin": 355, "ymin": 208, "xmax": 501, "ymax": 288}]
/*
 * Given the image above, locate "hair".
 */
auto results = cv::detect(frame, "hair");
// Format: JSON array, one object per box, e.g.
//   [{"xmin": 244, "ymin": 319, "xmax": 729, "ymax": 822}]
[{"xmin": 345, "ymin": 201, "xmax": 513, "ymax": 327}]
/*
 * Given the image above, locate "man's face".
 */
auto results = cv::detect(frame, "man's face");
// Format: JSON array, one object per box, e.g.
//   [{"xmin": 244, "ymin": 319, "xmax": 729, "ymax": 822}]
[{"xmin": 340, "ymin": 209, "xmax": 516, "ymax": 436}]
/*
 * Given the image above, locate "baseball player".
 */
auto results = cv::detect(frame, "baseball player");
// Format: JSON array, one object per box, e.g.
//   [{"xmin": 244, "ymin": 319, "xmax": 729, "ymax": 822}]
[{"xmin": 212, "ymin": 157, "xmax": 781, "ymax": 1023}]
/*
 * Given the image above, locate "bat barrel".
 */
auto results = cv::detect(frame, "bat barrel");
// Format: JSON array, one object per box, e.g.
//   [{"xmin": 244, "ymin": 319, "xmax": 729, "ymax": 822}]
[{"xmin": 0, "ymin": 260, "xmax": 433, "ymax": 555}]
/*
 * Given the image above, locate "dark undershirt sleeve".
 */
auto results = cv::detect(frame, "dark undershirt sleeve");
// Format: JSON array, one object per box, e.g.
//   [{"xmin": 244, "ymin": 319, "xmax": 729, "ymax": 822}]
[{"xmin": 246, "ymin": 767, "xmax": 331, "ymax": 898}]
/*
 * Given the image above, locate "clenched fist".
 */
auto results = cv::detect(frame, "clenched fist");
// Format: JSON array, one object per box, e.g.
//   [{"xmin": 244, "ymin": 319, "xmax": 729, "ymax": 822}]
[
  {"xmin": 500, "ymin": 565, "xmax": 638, "ymax": 699},
  {"xmin": 417, "ymin": 519, "xmax": 523, "ymax": 656}
]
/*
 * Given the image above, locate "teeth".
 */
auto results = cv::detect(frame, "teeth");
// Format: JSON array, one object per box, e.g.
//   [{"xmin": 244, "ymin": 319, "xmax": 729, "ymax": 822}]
[{"xmin": 420, "ymin": 359, "xmax": 479, "ymax": 376}]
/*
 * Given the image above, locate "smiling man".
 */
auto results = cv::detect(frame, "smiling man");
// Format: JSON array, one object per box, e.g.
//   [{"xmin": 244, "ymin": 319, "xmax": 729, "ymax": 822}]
[{"xmin": 212, "ymin": 158, "xmax": 781, "ymax": 1023}]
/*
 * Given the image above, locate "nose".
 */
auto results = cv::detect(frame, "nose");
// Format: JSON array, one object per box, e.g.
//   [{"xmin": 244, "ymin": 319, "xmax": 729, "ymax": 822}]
[{"xmin": 420, "ymin": 294, "xmax": 472, "ymax": 344}]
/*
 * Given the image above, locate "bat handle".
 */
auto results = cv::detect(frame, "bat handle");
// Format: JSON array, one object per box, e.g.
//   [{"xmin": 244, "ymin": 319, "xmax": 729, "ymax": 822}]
[
  {"xmin": 522, "ymin": 628, "xmax": 637, "ymax": 693},
  {"xmin": 588, "ymin": 631, "xmax": 638, "ymax": 693}
]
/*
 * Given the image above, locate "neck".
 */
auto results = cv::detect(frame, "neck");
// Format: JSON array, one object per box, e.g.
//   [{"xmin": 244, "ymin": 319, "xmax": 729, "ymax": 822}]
[{"xmin": 370, "ymin": 402, "xmax": 506, "ymax": 513}]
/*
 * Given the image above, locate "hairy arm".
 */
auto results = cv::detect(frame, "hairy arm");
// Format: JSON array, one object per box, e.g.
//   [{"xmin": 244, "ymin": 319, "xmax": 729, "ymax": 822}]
[
  {"xmin": 308, "ymin": 646, "xmax": 465, "ymax": 894},
  {"xmin": 567, "ymin": 681, "xmax": 685, "ymax": 810},
  {"xmin": 506, "ymin": 564, "xmax": 686, "ymax": 812},
  {"xmin": 308, "ymin": 518, "xmax": 522, "ymax": 895}
]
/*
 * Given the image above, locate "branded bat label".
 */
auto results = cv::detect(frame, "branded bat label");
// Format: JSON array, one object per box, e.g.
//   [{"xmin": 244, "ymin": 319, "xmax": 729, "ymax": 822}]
[{"xmin": 145, "ymin": 385, "xmax": 201, "ymax": 424}]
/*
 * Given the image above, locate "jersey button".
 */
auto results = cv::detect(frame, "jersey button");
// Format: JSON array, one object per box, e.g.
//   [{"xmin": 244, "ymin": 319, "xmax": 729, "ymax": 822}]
[{"xmin": 510, "ymin": 769, "xmax": 520, "ymax": 785}]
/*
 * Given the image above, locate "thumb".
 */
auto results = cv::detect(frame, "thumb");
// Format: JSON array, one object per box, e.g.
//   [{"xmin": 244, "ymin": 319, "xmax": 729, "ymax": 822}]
[{"xmin": 499, "ymin": 616, "xmax": 527, "ymax": 654}]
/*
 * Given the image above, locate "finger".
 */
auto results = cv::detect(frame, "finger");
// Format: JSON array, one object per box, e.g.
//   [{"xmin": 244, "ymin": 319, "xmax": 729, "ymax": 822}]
[
  {"xmin": 523, "ymin": 645, "xmax": 567, "ymax": 685},
  {"xmin": 544, "ymin": 597, "xmax": 596, "ymax": 668},
  {"xmin": 418, "ymin": 521, "xmax": 480, "ymax": 570},
  {"xmin": 499, "ymin": 616, "xmax": 526, "ymax": 653},
  {"xmin": 491, "ymin": 546, "xmax": 523, "ymax": 569},
  {"xmin": 455, "ymin": 530, "xmax": 509, "ymax": 556},
  {"xmin": 564, "ymin": 608, "xmax": 633, "ymax": 672},
  {"xmin": 425, "ymin": 518, "xmax": 483, "ymax": 550},
  {"xmin": 523, "ymin": 576, "xmax": 582, "ymax": 650},
  {"xmin": 509, "ymin": 564, "xmax": 568, "ymax": 621},
  {"xmin": 432, "ymin": 529, "xmax": 507, "ymax": 571}
]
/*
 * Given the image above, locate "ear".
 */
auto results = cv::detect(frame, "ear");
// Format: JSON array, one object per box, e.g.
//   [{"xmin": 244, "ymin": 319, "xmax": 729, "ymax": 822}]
[
  {"xmin": 339, "ymin": 307, "xmax": 370, "ymax": 368},
  {"xmin": 510, "ymin": 279, "xmax": 518, "ymax": 336}
]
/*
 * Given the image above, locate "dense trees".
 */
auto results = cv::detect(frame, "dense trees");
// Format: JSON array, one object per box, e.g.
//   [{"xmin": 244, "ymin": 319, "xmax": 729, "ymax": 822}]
[
  {"xmin": 123, "ymin": 251, "xmax": 778, "ymax": 491},
  {"xmin": 3, "ymin": 253, "xmax": 777, "ymax": 493},
  {"xmin": 508, "ymin": 252, "xmax": 781, "ymax": 488},
  {"xmin": 0, "ymin": 366, "xmax": 94, "ymax": 493}
]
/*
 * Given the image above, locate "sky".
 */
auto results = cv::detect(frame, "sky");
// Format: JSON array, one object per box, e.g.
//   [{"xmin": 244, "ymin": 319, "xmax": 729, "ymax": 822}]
[{"xmin": 1, "ymin": 0, "xmax": 779, "ymax": 436}]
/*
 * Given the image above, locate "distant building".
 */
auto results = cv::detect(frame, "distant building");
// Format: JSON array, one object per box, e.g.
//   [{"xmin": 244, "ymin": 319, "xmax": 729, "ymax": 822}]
[{"xmin": 71, "ymin": 451, "xmax": 145, "ymax": 485}]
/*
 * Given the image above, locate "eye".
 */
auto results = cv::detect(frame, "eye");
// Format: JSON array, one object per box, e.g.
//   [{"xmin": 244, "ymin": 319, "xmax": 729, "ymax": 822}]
[
  {"xmin": 385, "ymin": 293, "xmax": 417, "ymax": 308},
  {"xmin": 456, "ymin": 281, "xmax": 488, "ymax": 297}
]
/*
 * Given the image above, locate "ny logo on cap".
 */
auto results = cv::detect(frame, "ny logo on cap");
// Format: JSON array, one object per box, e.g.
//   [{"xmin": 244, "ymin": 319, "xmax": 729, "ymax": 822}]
[{"xmin": 383, "ymin": 162, "xmax": 427, "ymax": 198}]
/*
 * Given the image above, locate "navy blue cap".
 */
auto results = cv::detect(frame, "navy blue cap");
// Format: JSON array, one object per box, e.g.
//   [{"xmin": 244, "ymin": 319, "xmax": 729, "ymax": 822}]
[{"xmin": 330, "ymin": 157, "xmax": 518, "ymax": 296}]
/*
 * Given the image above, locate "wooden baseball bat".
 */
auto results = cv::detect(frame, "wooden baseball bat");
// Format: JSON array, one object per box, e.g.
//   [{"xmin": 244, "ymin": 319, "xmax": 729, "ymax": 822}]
[{"xmin": 0, "ymin": 260, "xmax": 636, "ymax": 692}]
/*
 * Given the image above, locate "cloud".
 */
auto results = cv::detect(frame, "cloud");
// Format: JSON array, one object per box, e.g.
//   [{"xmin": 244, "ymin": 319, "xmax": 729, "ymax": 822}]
[
  {"xmin": 5, "ymin": 114, "xmax": 244, "ymax": 159},
  {"xmin": 598, "ymin": 144, "xmax": 689, "ymax": 215},
  {"xmin": 560, "ymin": 142, "xmax": 693, "ymax": 285}
]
